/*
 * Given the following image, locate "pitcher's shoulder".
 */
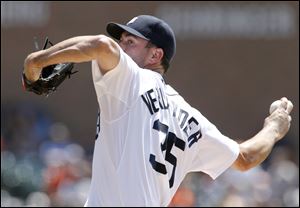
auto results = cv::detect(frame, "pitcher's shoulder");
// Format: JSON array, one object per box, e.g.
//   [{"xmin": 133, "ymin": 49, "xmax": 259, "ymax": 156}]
[{"xmin": 166, "ymin": 85, "xmax": 179, "ymax": 96}]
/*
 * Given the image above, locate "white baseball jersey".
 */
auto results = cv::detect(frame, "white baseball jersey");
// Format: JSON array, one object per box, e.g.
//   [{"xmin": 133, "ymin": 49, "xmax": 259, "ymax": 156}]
[{"xmin": 85, "ymin": 46, "xmax": 240, "ymax": 207}]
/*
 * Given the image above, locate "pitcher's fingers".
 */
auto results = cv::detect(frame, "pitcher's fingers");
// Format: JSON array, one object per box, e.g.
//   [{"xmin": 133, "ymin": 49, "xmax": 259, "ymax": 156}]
[
  {"xmin": 279, "ymin": 98, "xmax": 288, "ymax": 109},
  {"xmin": 286, "ymin": 100, "xmax": 294, "ymax": 114},
  {"xmin": 281, "ymin": 97, "xmax": 288, "ymax": 102}
]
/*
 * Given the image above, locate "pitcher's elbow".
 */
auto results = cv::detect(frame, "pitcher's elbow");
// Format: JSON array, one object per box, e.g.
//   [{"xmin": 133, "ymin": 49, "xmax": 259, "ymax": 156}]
[
  {"xmin": 232, "ymin": 152, "xmax": 255, "ymax": 172},
  {"xmin": 24, "ymin": 52, "xmax": 41, "ymax": 69}
]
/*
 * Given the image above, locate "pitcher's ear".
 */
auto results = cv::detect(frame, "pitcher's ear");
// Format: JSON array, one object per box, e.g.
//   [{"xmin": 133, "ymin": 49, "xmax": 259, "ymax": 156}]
[{"xmin": 150, "ymin": 48, "xmax": 164, "ymax": 64}]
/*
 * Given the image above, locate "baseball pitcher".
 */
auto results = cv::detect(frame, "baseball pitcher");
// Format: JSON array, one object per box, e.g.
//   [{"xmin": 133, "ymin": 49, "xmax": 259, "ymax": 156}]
[{"xmin": 23, "ymin": 15, "xmax": 293, "ymax": 206}]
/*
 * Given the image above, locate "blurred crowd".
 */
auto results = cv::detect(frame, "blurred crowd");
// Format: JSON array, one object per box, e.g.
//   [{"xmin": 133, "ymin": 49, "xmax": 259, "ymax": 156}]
[
  {"xmin": 1, "ymin": 103, "xmax": 299, "ymax": 207},
  {"xmin": 1, "ymin": 102, "xmax": 92, "ymax": 206}
]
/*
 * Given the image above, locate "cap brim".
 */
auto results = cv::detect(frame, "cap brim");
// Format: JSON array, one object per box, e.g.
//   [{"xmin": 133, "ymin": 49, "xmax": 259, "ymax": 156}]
[{"xmin": 106, "ymin": 23, "xmax": 149, "ymax": 41}]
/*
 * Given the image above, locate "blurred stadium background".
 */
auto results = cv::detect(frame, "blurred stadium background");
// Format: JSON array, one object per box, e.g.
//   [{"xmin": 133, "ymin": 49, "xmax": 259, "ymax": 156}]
[{"xmin": 1, "ymin": 1, "xmax": 299, "ymax": 207}]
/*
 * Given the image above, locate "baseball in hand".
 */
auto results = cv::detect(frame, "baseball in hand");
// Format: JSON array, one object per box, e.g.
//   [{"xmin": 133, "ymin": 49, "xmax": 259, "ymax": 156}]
[{"xmin": 269, "ymin": 100, "xmax": 282, "ymax": 114}]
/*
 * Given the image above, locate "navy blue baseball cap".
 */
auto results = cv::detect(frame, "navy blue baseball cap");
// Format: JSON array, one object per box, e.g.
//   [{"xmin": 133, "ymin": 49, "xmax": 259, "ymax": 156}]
[{"xmin": 106, "ymin": 15, "xmax": 176, "ymax": 66}]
